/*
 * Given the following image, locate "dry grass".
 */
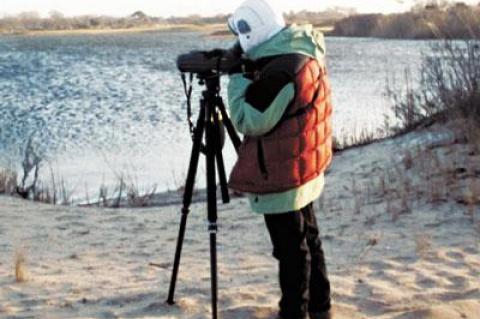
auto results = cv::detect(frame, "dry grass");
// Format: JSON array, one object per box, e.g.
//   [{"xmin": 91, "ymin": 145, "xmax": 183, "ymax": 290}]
[
  {"xmin": 333, "ymin": 128, "xmax": 386, "ymax": 151},
  {"xmin": 112, "ymin": 172, "xmax": 158, "ymax": 208},
  {"xmin": 333, "ymin": 36, "xmax": 480, "ymax": 236},
  {"xmin": 98, "ymin": 184, "xmax": 110, "ymax": 207},
  {"xmin": 14, "ymin": 249, "xmax": 27, "ymax": 283},
  {"xmin": 351, "ymin": 177, "xmax": 363, "ymax": 215},
  {"xmin": 126, "ymin": 183, "xmax": 158, "ymax": 207},
  {"xmin": 388, "ymin": 40, "xmax": 480, "ymax": 138},
  {"xmin": 360, "ymin": 140, "xmax": 477, "ymax": 222},
  {"xmin": 464, "ymin": 179, "xmax": 480, "ymax": 223},
  {"xmin": 401, "ymin": 150, "xmax": 414, "ymax": 170},
  {"xmin": 378, "ymin": 171, "xmax": 387, "ymax": 196},
  {"xmin": 356, "ymin": 233, "xmax": 383, "ymax": 264},
  {"xmin": 382, "ymin": 164, "xmax": 413, "ymax": 221},
  {"xmin": 0, "ymin": 169, "xmax": 17, "ymax": 194},
  {"xmin": 415, "ymin": 234, "xmax": 432, "ymax": 258},
  {"xmin": 92, "ymin": 174, "xmax": 158, "ymax": 208},
  {"xmin": 380, "ymin": 133, "xmax": 479, "ymax": 225},
  {"xmin": 9, "ymin": 168, "xmax": 159, "ymax": 208},
  {"xmin": 463, "ymin": 118, "xmax": 480, "ymax": 153},
  {"xmin": 28, "ymin": 167, "xmax": 76, "ymax": 205}
]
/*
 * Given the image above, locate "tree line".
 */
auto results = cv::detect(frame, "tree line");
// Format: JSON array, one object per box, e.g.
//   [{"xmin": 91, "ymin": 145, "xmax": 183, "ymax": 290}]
[
  {"xmin": 0, "ymin": 8, "xmax": 353, "ymax": 34},
  {"xmin": 0, "ymin": 11, "xmax": 162, "ymax": 33},
  {"xmin": 2, "ymin": 3, "xmax": 478, "ymax": 39},
  {"xmin": 330, "ymin": 2, "xmax": 480, "ymax": 39}
]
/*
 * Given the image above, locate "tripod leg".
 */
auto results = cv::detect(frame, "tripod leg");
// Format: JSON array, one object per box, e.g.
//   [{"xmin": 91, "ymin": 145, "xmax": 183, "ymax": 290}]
[
  {"xmin": 167, "ymin": 105, "xmax": 206, "ymax": 305},
  {"xmin": 213, "ymin": 109, "xmax": 230, "ymax": 204},
  {"xmin": 217, "ymin": 97, "xmax": 241, "ymax": 152},
  {"xmin": 206, "ymin": 100, "xmax": 219, "ymax": 319},
  {"xmin": 209, "ymin": 230, "xmax": 218, "ymax": 319}
]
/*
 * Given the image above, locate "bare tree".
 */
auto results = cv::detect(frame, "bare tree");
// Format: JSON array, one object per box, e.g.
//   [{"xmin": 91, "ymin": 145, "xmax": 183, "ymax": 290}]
[{"xmin": 16, "ymin": 135, "xmax": 42, "ymax": 199}]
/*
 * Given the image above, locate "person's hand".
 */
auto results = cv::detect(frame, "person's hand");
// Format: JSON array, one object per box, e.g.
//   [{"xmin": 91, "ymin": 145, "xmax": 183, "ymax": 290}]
[{"xmin": 226, "ymin": 42, "xmax": 245, "ymax": 75}]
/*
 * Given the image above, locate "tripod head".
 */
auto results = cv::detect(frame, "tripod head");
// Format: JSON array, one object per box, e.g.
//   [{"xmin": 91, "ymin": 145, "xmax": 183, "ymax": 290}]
[
  {"xmin": 180, "ymin": 67, "xmax": 224, "ymax": 149},
  {"xmin": 198, "ymin": 72, "xmax": 221, "ymax": 97}
]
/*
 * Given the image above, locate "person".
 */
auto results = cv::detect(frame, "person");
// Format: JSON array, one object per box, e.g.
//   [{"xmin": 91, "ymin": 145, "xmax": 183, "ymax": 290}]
[{"xmin": 226, "ymin": 1, "xmax": 334, "ymax": 319}]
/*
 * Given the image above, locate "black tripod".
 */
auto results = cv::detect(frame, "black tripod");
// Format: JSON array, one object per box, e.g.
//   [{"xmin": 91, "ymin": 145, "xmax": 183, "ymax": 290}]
[{"xmin": 167, "ymin": 72, "xmax": 241, "ymax": 319}]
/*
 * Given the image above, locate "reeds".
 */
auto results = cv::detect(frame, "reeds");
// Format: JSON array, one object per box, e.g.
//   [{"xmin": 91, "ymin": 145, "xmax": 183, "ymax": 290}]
[
  {"xmin": 91, "ymin": 173, "xmax": 158, "ymax": 208},
  {"xmin": 14, "ymin": 249, "xmax": 27, "ymax": 283},
  {"xmin": 0, "ymin": 169, "xmax": 17, "ymax": 194},
  {"xmin": 387, "ymin": 39, "xmax": 480, "ymax": 138}
]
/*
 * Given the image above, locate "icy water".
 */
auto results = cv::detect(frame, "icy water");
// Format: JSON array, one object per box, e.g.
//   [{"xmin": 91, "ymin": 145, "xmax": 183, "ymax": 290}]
[{"xmin": 0, "ymin": 31, "xmax": 430, "ymax": 199}]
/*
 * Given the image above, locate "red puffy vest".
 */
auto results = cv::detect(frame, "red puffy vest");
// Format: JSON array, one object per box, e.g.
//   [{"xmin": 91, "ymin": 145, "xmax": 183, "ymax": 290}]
[{"xmin": 229, "ymin": 56, "xmax": 333, "ymax": 194}]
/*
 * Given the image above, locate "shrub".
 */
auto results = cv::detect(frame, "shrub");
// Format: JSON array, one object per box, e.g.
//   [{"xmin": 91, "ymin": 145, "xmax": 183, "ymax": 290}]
[
  {"xmin": 331, "ymin": 14, "xmax": 382, "ymax": 37},
  {"xmin": 388, "ymin": 39, "xmax": 480, "ymax": 140},
  {"xmin": 330, "ymin": 3, "xmax": 480, "ymax": 39},
  {"xmin": 0, "ymin": 169, "xmax": 17, "ymax": 194}
]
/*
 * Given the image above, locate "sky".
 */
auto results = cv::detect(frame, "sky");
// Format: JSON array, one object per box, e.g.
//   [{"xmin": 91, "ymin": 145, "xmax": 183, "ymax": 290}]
[{"xmin": 0, "ymin": 0, "xmax": 478, "ymax": 17}]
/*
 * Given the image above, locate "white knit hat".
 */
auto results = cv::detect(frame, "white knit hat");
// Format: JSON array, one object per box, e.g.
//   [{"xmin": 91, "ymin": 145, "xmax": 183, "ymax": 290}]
[{"xmin": 228, "ymin": 0, "xmax": 286, "ymax": 53}]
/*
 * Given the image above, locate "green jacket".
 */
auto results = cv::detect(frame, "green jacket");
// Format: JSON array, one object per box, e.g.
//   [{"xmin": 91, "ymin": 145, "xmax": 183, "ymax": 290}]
[{"xmin": 227, "ymin": 24, "xmax": 328, "ymax": 214}]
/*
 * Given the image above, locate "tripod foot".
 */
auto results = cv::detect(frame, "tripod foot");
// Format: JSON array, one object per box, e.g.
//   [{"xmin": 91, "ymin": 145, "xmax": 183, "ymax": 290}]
[{"xmin": 166, "ymin": 298, "xmax": 175, "ymax": 306}]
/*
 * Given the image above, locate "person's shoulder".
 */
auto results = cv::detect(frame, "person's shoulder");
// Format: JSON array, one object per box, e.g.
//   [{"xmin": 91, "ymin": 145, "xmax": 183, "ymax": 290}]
[{"xmin": 260, "ymin": 54, "xmax": 312, "ymax": 79}]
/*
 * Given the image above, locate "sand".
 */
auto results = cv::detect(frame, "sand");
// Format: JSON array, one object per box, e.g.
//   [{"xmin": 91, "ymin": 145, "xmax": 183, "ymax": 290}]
[{"xmin": 0, "ymin": 124, "xmax": 479, "ymax": 319}]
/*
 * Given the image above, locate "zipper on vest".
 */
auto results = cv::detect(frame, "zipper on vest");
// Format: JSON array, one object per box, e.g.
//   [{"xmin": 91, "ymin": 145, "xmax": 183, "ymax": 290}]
[{"xmin": 257, "ymin": 140, "xmax": 269, "ymax": 180}]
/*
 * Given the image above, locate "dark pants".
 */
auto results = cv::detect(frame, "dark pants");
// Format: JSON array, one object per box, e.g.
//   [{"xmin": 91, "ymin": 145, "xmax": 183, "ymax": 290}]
[{"xmin": 264, "ymin": 202, "xmax": 331, "ymax": 319}]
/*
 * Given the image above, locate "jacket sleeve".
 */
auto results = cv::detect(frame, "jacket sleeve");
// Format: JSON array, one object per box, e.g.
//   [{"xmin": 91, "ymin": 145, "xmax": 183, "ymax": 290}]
[{"xmin": 227, "ymin": 73, "xmax": 295, "ymax": 137}]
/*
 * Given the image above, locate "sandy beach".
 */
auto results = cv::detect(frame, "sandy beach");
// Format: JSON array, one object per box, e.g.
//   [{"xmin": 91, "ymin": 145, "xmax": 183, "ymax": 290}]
[{"xmin": 0, "ymin": 123, "xmax": 479, "ymax": 319}]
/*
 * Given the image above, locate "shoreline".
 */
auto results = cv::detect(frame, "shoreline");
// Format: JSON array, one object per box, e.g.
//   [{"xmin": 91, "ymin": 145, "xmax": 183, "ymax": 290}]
[
  {"xmin": 0, "ymin": 23, "xmax": 227, "ymax": 37},
  {"xmin": 0, "ymin": 24, "xmax": 334, "ymax": 38},
  {"xmin": 6, "ymin": 25, "xmax": 445, "ymax": 41}
]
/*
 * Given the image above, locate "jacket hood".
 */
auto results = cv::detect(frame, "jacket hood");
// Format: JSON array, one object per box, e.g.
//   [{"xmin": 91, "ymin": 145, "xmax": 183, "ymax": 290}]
[
  {"xmin": 229, "ymin": 0, "xmax": 286, "ymax": 53},
  {"xmin": 246, "ymin": 24, "xmax": 326, "ymax": 61}
]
